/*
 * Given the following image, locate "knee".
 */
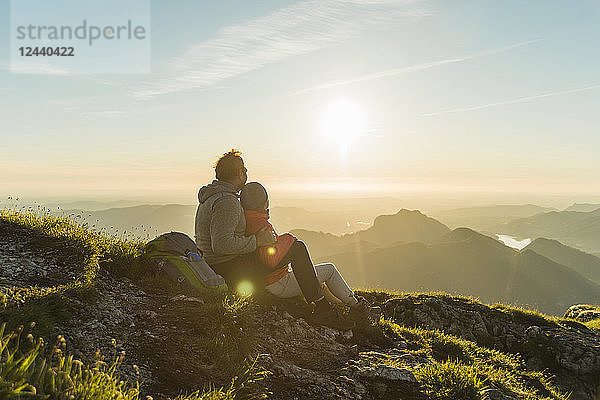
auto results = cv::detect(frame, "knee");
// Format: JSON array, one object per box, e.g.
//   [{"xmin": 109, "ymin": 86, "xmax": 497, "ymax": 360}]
[
  {"xmin": 291, "ymin": 240, "xmax": 308, "ymax": 255},
  {"xmin": 322, "ymin": 262, "xmax": 336, "ymax": 271},
  {"xmin": 318, "ymin": 262, "xmax": 336, "ymax": 279},
  {"xmin": 294, "ymin": 240, "xmax": 308, "ymax": 251}
]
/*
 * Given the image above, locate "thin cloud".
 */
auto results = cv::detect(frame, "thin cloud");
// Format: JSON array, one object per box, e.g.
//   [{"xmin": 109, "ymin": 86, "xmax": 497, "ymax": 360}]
[
  {"xmin": 8, "ymin": 61, "xmax": 69, "ymax": 75},
  {"xmin": 293, "ymin": 38, "xmax": 546, "ymax": 95},
  {"xmin": 131, "ymin": 0, "xmax": 432, "ymax": 99},
  {"xmin": 80, "ymin": 110, "xmax": 125, "ymax": 118},
  {"xmin": 421, "ymin": 84, "xmax": 600, "ymax": 116}
]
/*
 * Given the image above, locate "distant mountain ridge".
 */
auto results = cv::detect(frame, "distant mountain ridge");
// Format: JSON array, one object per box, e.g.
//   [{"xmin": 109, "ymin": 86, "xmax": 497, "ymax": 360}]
[
  {"xmin": 523, "ymin": 237, "xmax": 600, "ymax": 285},
  {"xmin": 430, "ymin": 204, "xmax": 555, "ymax": 232},
  {"xmin": 564, "ymin": 203, "xmax": 600, "ymax": 212},
  {"xmin": 292, "ymin": 209, "xmax": 450, "ymax": 259},
  {"xmin": 498, "ymin": 208, "xmax": 600, "ymax": 254},
  {"xmin": 316, "ymin": 227, "xmax": 600, "ymax": 315},
  {"xmin": 66, "ymin": 204, "xmax": 197, "ymax": 238}
]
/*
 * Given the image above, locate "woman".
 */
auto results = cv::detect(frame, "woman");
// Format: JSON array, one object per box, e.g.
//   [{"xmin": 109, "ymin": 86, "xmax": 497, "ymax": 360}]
[{"xmin": 240, "ymin": 181, "xmax": 377, "ymax": 330}]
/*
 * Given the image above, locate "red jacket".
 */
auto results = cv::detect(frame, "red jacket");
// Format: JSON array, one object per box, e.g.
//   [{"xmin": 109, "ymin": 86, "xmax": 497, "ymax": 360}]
[{"xmin": 244, "ymin": 209, "xmax": 296, "ymax": 285}]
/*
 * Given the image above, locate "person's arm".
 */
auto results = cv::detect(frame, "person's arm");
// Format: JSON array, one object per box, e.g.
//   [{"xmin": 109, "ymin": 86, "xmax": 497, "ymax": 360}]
[{"xmin": 210, "ymin": 196, "xmax": 256, "ymax": 255}]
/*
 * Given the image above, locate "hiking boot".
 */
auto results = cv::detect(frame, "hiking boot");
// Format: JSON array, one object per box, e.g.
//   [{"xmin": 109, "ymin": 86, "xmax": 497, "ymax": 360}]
[
  {"xmin": 349, "ymin": 296, "xmax": 382, "ymax": 322},
  {"xmin": 311, "ymin": 305, "xmax": 355, "ymax": 331}
]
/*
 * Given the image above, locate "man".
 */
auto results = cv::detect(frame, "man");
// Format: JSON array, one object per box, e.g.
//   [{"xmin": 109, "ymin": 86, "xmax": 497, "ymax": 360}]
[
  {"xmin": 194, "ymin": 149, "xmax": 276, "ymax": 287},
  {"xmin": 195, "ymin": 149, "xmax": 355, "ymax": 330}
]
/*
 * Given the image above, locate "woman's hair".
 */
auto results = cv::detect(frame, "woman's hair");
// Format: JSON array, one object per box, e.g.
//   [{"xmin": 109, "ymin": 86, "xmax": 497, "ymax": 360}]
[{"xmin": 240, "ymin": 181, "xmax": 268, "ymax": 211}]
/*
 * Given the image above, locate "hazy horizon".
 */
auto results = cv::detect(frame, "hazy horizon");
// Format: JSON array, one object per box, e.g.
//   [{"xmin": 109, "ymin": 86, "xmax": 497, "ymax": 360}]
[{"xmin": 2, "ymin": 191, "xmax": 600, "ymax": 216}]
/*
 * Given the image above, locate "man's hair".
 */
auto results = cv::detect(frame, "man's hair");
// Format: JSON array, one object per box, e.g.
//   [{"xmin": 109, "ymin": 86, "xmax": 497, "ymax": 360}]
[{"xmin": 214, "ymin": 149, "xmax": 244, "ymax": 181}]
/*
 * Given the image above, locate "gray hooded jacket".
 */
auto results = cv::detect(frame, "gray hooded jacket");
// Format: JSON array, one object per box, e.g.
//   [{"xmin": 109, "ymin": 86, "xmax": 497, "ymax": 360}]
[{"xmin": 195, "ymin": 180, "xmax": 257, "ymax": 265}]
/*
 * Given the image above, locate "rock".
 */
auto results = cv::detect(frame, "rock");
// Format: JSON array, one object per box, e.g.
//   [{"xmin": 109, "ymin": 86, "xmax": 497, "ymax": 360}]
[
  {"xmin": 481, "ymin": 387, "xmax": 517, "ymax": 400},
  {"xmin": 525, "ymin": 325, "xmax": 543, "ymax": 339},
  {"xmin": 183, "ymin": 297, "xmax": 204, "ymax": 304},
  {"xmin": 564, "ymin": 304, "xmax": 597, "ymax": 320},
  {"xmin": 169, "ymin": 294, "xmax": 205, "ymax": 303},
  {"xmin": 371, "ymin": 382, "xmax": 387, "ymax": 398},
  {"xmin": 170, "ymin": 294, "xmax": 187, "ymax": 301},
  {"xmin": 577, "ymin": 310, "xmax": 600, "ymax": 322},
  {"xmin": 143, "ymin": 310, "xmax": 158, "ymax": 319},
  {"xmin": 359, "ymin": 365, "xmax": 416, "ymax": 382}
]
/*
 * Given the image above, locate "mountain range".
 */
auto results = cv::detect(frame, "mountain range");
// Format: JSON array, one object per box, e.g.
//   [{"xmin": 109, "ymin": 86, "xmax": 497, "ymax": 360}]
[
  {"xmin": 497, "ymin": 208, "xmax": 600, "ymax": 254},
  {"xmin": 430, "ymin": 204, "xmax": 555, "ymax": 232},
  {"xmin": 311, "ymin": 226, "xmax": 600, "ymax": 315},
  {"xmin": 289, "ymin": 207, "xmax": 600, "ymax": 316}
]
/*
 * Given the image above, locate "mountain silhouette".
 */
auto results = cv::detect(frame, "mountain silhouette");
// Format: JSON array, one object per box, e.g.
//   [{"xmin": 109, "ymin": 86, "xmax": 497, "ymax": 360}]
[
  {"xmin": 431, "ymin": 204, "xmax": 555, "ymax": 232},
  {"xmin": 523, "ymin": 237, "xmax": 600, "ymax": 284},
  {"xmin": 564, "ymin": 203, "xmax": 600, "ymax": 212},
  {"xmin": 315, "ymin": 227, "xmax": 600, "ymax": 315},
  {"xmin": 68, "ymin": 204, "xmax": 197, "ymax": 237},
  {"xmin": 293, "ymin": 209, "xmax": 450, "ymax": 259},
  {"xmin": 498, "ymin": 208, "xmax": 600, "ymax": 254}
]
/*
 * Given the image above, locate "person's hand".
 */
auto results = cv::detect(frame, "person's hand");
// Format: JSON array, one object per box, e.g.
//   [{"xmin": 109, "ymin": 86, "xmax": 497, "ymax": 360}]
[{"xmin": 256, "ymin": 226, "xmax": 277, "ymax": 247}]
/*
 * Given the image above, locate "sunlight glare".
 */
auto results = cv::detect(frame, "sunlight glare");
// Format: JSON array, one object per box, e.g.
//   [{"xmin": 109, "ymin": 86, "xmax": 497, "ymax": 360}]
[{"xmin": 319, "ymin": 98, "xmax": 366, "ymax": 155}]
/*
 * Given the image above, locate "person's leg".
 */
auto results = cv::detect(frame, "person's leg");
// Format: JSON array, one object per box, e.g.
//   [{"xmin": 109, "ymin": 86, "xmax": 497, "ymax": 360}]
[
  {"xmin": 210, "ymin": 252, "xmax": 265, "ymax": 289},
  {"xmin": 272, "ymin": 241, "xmax": 355, "ymax": 330},
  {"xmin": 314, "ymin": 263, "xmax": 359, "ymax": 306},
  {"xmin": 264, "ymin": 271, "xmax": 304, "ymax": 298},
  {"xmin": 275, "ymin": 240, "xmax": 324, "ymax": 303},
  {"xmin": 210, "ymin": 258, "xmax": 236, "ymax": 284}
]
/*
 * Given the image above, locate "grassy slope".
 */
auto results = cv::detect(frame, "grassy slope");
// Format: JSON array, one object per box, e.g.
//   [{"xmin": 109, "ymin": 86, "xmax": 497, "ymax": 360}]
[
  {"xmin": 0, "ymin": 207, "xmax": 583, "ymax": 399},
  {"xmin": 0, "ymin": 207, "xmax": 264, "ymax": 400}
]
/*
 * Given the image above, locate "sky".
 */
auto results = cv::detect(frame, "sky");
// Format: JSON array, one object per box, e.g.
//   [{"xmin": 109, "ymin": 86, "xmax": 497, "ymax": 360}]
[{"xmin": 1, "ymin": 0, "xmax": 600, "ymax": 207}]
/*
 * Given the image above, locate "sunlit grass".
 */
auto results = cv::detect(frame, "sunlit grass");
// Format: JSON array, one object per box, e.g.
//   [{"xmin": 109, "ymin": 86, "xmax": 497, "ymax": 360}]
[
  {"xmin": 0, "ymin": 322, "xmax": 265, "ymax": 400},
  {"xmin": 376, "ymin": 319, "xmax": 569, "ymax": 400},
  {"xmin": 0, "ymin": 202, "xmax": 147, "ymax": 310}
]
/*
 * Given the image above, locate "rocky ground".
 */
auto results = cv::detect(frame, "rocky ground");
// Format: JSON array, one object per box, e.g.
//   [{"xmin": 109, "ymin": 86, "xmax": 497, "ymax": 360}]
[
  {"xmin": 377, "ymin": 294, "xmax": 600, "ymax": 399},
  {"xmin": 2, "ymin": 218, "xmax": 600, "ymax": 399},
  {"xmin": 0, "ymin": 220, "xmax": 82, "ymax": 290}
]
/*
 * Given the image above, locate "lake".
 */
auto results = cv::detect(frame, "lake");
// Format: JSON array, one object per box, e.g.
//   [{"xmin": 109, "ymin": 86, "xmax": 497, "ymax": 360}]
[{"xmin": 496, "ymin": 234, "xmax": 531, "ymax": 250}]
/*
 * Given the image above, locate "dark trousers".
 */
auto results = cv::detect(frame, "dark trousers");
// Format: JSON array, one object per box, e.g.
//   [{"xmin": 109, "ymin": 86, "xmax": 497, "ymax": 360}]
[
  {"xmin": 274, "ymin": 240, "xmax": 324, "ymax": 303},
  {"xmin": 210, "ymin": 251, "xmax": 267, "ymax": 290},
  {"xmin": 211, "ymin": 240, "xmax": 324, "ymax": 303}
]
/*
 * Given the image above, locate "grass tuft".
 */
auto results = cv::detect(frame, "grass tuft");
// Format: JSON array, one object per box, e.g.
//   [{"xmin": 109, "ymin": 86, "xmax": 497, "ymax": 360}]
[{"xmin": 415, "ymin": 359, "xmax": 485, "ymax": 400}]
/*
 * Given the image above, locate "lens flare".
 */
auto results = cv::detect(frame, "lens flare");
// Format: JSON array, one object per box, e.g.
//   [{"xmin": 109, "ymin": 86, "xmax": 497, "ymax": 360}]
[
  {"xmin": 236, "ymin": 281, "xmax": 254, "ymax": 297},
  {"xmin": 267, "ymin": 247, "xmax": 276, "ymax": 255}
]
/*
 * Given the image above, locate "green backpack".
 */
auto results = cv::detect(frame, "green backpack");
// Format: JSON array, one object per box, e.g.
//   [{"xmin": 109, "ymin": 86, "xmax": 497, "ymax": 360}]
[{"xmin": 143, "ymin": 231, "xmax": 227, "ymax": 293}]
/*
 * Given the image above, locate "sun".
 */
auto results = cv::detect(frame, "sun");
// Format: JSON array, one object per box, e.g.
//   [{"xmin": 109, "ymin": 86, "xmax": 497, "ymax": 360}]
[{"xmin": 319, "ymin": 98, "xmax": 365, "ymax": 155}]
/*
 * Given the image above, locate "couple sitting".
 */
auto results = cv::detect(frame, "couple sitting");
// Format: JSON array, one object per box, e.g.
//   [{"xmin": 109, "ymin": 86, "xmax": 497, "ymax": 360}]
[{"xmin": 195, "ymin": 149, "xmax": 375, "ymax": 330}]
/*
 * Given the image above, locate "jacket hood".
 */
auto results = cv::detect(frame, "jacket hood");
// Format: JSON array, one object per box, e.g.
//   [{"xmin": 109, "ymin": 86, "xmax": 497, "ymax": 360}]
[{"xmin": 198, "ymin": 180, "xmax": 238, "ymax": 203}]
